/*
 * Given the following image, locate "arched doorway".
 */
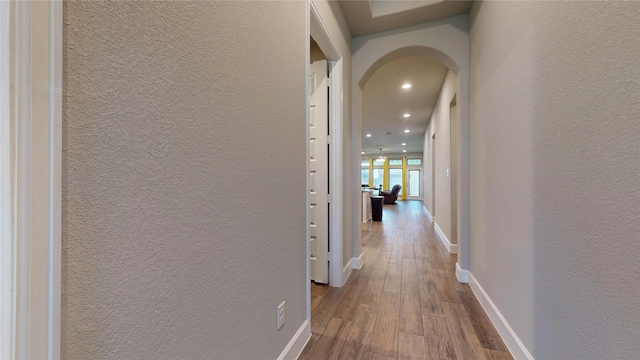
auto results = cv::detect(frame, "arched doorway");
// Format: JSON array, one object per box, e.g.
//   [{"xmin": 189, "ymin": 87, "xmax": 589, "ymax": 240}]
[{"xmin": 351, "ymin": 20, "xmax": 470, "ymax": 282}]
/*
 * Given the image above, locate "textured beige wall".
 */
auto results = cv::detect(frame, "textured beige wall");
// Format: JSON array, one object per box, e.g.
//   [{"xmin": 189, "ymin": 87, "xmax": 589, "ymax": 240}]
[
  {"xmin": 62, "ymin": 2, "xmax": 307, "ymax": 358},
  {"xmin": 424, "ymin": 70, "xmax": 457, "ymax": 244},
  {"xmin": 310, "ymin": 42, "xmax": 327, "ymax": 63},
  {"xmin": 470, "ymin": 2, "xmax": 640, "ymax": 358}
]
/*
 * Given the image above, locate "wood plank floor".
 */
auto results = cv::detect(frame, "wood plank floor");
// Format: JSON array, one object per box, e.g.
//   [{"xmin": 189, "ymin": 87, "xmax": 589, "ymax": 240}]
[{"xmin": 300, "ymin": 201, "xmax": 512, "ymax": 360}]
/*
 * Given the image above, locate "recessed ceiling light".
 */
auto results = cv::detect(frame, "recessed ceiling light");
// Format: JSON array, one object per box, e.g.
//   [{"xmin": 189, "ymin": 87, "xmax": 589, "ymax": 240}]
[
  {"xmin": 402, "ymin": 143, "xmax": 406, "ymax": 146},
  {"xmin": 361, "ymin": 151, "xmax": 365, "ymax": 154},
  {"xmin": 366, "ymin": 133, "xmax": 372, "ymax": 137},
  {"xmin": 402, "ymin": 84, "xmax": 412, "ymax": 89},
  {"xmin": 403, "ymin": 150, "xmax": 407, "ymax": 153},
  {"xmin": 403, "ymin": 113, "xmax": 410, "ymax": 118},
  {"xmin": 404, "ymin": 129, "xmax": 410, "ymax": 133}
]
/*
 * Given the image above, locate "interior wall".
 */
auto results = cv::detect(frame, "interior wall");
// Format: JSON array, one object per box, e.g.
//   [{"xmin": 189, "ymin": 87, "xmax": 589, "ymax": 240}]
[
  {"xmin": 311, "ymin": 0, "xmax": 354, "ymax": 269},
  {"xmin": 470, "ymin": 2, "xmax": 640, "ymax": 358},
  {"xmin": 62, "ymin": 2, "xmax": 307, "ymax": 358},
  {"xmin": 423, "ymin": 70, "xmax": 457, "ymax": 244},
  {"xmin": 310, "ymin": 40, "xmax": 327, "ymax": 63},
  {"xmin": 449, "ymin": 102, "xmax": 457, "ymax": 245}
]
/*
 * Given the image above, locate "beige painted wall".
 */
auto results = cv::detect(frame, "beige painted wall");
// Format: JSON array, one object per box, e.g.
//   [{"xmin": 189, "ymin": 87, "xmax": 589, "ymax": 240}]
[
  {"xmin": 310, "ymin": 41, "xmax": 327, "ymax": 63},
  {"xmin": 62, "ymin": 2, "xmax": 307, "ymax": 358},
  {"xmin": 424, "ymin": 70, "xmax": 457, "ymax": 244},
  {"xmin": 470, "ymin": 2, "xmax": 640, "ymax": 358}
]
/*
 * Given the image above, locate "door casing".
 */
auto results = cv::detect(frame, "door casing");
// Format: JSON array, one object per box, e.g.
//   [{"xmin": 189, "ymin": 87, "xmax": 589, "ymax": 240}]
[{"xmin": 307, "ymin": 0, "xmax": 346, "ymax": 303}]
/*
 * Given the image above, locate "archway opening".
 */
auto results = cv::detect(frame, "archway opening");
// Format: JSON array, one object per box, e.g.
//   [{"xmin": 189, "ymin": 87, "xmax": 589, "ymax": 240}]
[{"xmin": 355, "ymin": 45, "xmax": 468, "ymax": 282}]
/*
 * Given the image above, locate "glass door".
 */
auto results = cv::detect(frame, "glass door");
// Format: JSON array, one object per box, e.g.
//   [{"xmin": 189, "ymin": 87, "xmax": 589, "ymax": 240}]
[{"xmin": 409, "ymin": 169, "xmax": 420, "ymax": 197}]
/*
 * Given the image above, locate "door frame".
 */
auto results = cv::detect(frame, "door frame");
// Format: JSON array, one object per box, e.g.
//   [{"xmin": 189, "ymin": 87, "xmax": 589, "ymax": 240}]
[
  {"xmin": 307, "ymin": 1, "xmax": 345, "ymax": 291},
  {"xmin": 407, "ymin": 168, "xmax": 423, "ymax": 200},
  {"xmin": 0, "ymin": 1, "xmax": 62, "ymax": 359},
  {"xmin": 432, "ymin": 132, "xmax": 436, "ymax": 217}
]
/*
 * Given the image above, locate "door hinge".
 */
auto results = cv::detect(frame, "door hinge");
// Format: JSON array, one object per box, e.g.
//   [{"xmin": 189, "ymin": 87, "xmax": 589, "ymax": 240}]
[
  {"xmin": 327, "ymin": 135, "xmax": 332, "ymax": 144},
  {"xmin": 327, "ymin": 194, "xmax": 331, "ymax": 203},
  {"xmin": 327, "ymin": 252, "xmax": 331, "ymax": 260},
  {"xmin": 326, "ymin": 78, "xmax": 331, "ymax": 87}
]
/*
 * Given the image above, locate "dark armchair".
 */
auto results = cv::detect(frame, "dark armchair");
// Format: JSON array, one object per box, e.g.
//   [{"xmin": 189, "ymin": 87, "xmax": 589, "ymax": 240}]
[{"xmin": 380, "ymin": 184, "xmax": 402, "ymax": 204}]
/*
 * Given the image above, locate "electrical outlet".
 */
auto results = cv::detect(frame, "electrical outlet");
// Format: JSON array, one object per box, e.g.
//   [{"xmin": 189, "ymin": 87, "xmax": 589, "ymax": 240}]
[{"xmin": 277, "ymin": 301, "xmax": 286, "ymax": 330}]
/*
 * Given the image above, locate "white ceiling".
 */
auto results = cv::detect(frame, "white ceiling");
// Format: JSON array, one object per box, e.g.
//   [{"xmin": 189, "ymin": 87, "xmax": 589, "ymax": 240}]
[
  {"xmin": 361, "ymin": 56, "xmax": 447, "ymax": 157},
  {"xmin": 338, "ymin": 0, "xmax": 471, "ymax": 159}
]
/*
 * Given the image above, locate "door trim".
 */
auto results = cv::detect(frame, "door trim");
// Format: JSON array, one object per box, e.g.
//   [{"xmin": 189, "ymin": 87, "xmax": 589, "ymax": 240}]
[
  {"xmin": 327, "ymin": 60, "xmax": 345, "ymax": 286},
  {"xmin": 0, "ymin": 1, "xmax": 62, "ymax": 358}
]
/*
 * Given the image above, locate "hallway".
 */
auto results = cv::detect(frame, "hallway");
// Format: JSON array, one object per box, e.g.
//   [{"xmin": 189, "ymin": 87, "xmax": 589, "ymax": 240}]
[{"xmin": 301, "ymin": 201, "xmax": 513, "ymax": 360}]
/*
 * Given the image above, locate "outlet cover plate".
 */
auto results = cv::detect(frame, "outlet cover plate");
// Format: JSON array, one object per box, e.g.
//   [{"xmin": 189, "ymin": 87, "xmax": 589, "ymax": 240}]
[{"xmin": 277, "ymin": 301, "xmax": 286, "ymax": 330}]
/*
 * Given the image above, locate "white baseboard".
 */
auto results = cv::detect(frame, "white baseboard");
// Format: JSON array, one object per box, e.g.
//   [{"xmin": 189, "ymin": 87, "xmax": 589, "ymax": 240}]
[
  {"xmin": 423, "ymin": 205, "xmax": 435, "ymax": 223},
  {"xmin": 341, "ymin": 258, "xmax": 353, "ymax": 286},
  {"xmin": 455, "ymin": 262, "xmax": 469, "ymax": 283},
  {"xmin": 276, "ymin": 319, "xmax": 310, "ymax": 360},
  {"xmin": 468, "ymin": 273, "xmax": 534, "ymax": 360},
  {"xmin": 352, "ymin": 253, "xmax": 363, "ymax": 269},
  {"xmin": 434, "ymin": 222, "xmax": 457, "ymax": 254}
]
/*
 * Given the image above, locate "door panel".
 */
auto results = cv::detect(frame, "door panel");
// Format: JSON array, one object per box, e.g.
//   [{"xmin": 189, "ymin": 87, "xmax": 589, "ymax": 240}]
[
  {"xmin": 309, "ymin": 59, "xmax": 329, "ymax": 284},
  {"xmin": 409, "ymin": 169, "xmax": 421, "ymax": 197}
]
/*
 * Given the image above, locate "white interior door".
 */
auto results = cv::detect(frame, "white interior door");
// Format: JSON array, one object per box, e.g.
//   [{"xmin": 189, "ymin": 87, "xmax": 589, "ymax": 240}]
[{"xmin": 309, "ymin": 59, "xmax": 329, "ymax": 284}]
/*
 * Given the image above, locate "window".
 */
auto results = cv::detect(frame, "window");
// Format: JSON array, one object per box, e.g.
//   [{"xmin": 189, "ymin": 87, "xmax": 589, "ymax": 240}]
[
  {"xmin": 373, "ymin": 159, "xmax": 385, "ymax": 166},
  {"xmin": 388, "ymin": 169, "xmax": 403, "ymax": 195},
  {"xmin": 409, "ymin": 170, "xmax": 420, "ymax": 196},
  {"xmin": 361, "ymin": 169, "xmax": 369, "ymax": 185},
  {"xmin": 407, "ymin": 158, "xmax": 422, "ymax": 165},
  {"xmin": 361, "ymin": 159, "xmax": 371, "ymax": 185},
  {"xmin": 372, "ymin": 168, "xmax": 384, "ymax": 189},
  {"xmin": 388, "ymin": 159, "xmax": 402, "ymax": 166}
]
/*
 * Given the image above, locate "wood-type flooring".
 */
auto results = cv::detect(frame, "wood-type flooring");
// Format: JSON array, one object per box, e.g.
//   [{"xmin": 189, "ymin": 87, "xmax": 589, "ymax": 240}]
[{"xmin": 300, "ymin": 201, "xmax": 513, "ymax": 360}]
